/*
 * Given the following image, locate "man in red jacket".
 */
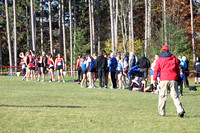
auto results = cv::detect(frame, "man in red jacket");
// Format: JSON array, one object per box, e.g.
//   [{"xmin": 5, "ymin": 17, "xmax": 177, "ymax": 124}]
[{"xmin": 153, "ymin": 46, "xmax": 185, "ymax": 117}]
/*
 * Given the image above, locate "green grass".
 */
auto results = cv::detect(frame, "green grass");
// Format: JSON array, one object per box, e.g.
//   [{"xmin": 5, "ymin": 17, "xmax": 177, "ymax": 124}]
[{"xmin": 0, "ymin": 76, "xmax": 200, "ymax": 132}]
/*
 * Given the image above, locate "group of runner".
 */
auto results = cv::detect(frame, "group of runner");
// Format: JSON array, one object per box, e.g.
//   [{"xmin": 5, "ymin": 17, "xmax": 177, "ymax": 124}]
[{"xmin": 19, "ymin": 50, "xmax": 65, "ymax": 83}]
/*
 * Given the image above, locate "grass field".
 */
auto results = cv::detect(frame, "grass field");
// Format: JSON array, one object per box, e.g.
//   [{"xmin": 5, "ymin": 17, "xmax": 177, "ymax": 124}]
[{"xmin": 0, "ymin": 76, "xmax": 200, "ymax": 132}]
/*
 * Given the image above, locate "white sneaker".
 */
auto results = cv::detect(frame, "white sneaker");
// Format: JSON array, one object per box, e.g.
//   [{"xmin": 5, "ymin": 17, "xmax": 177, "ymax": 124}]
[
  {"xmin": 122, "ymin": 85, "xmax": 125, "ymax": 89},
  {"xmin": 49, "ymin": 80, "xmax": 52, "ymax": 82},
  {"xmin": 81, "ymin": 86, "xmax": 83, "ymax": 88},
  {"xmin": 58, "ymin": 80, "xmax": 60, "ymax": 83},
  {"xmin": 110, "ymin": 86, "xmax": 113, "ymax": 89},
  {"xmin": 88, "ymin": 86, "xmax": 93, "ymax": 88},
  {"xmin": 37, "ymin": 79, "xmax": 40, "ymax": 82},
  {"xmin": 63, "ymin": 80, "xmax": 65, "ymax": 83},
  {"xmin": 42, "ymin": 79, "xmax": 45, "ymax": 82}
]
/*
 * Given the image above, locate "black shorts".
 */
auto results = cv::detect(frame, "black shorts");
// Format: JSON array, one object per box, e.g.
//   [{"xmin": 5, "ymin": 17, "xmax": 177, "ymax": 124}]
[
  {"xmin": 38, "ymin": 63, "xmax": 44, "ymax": 68},
  {"xmin": 50, "ymin": 66, "xmax": 54, "ymax": 69},
  {"xmin": 56, "ymin": 66, "xmax": 63, "ymax": 70},
  {"xmin": 88, "ymin": 68, "xmax": 93, "ymax": 72},
  {"xmin": 82, "ymin": 70, "xmax": 87, "ymax": 74},
  {"xmin": 29, "ymin": 67, "xmax": 35, "ymax": 70},
  {"xmin": 195, "ymin": 72, "xmax": 200, "ymax": 77}
]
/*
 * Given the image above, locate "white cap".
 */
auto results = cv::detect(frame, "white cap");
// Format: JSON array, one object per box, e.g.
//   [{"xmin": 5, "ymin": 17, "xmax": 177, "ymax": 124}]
[{"xmin": 182, "ymin": 56, "xmax": 187, "ymax": 62}]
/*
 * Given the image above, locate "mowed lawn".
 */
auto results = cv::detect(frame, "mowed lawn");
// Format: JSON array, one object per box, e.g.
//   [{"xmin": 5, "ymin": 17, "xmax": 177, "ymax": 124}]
[{"xmin": 0, "ymin": 76, "xmax": 200, "ymax": 132}]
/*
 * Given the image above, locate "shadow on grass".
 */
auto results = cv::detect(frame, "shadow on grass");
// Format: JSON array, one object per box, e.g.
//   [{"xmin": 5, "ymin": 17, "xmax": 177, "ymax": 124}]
[{"xmin": 0, "ymin": 104, "xmax": 86, "ymax": 108}]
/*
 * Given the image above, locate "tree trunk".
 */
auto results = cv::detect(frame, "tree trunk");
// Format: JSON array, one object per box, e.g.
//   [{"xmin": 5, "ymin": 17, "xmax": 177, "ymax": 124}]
[
  {"xmin": 163, "ymin": 0, "xmax": 167, "ymax": 45},
  {"xmin": 109, "ymin": 0, "xmax": 114, "ymax": 52},
  {"xmin": 26, "ymin": 4, "xmax": 30, "ymax": 50},
  {"xmin": 73, "ymin": 0, "xmax": 76, "ymax": 55},
  {"xmin": 48, "ymin": 0, "xmax": 53, "ymax": 55},
  {"xmin": 40, "ymin": 0, "xmax": 44, "ymax": 52},
  {"xmin": 190, "ymin": 0, "xmax": 196, "ymax": 62},
  {"xmin": 144, "ymin": 0, "xmax": 148, "ymax": 56},
  {"xmin": 30, "ymin": 0, "xmax": 35, "ymax": 51},
  {"xmin": 5, "ymin": 0, "xmax": 13, "ymax": 74},
  {"xmin": 59, "ymin": 0, "xmax": 63, "ymax": 57},
  {"xmin": 114, "ymin": 0, "xmax": 118, "ymax": 51},
  {"xmin": 0, "ymin": 33, "xmax": 2, "ymax": 71},
  {"xmin": 128, "ymin": 0, "xmax": 131, "ymax": 52},
  {"xmin": 147, "ymin": 0, "xmax": 151, "ymax": 47},
  {"xmin": 69, "ymin": 0, "xmax": 73, "ymax": 76},
  {"xmin": 130, "ymin": 0, "xmax": 134, "ymax": 52},
  {"xmin": 89, "ymin": 0, "xmax": 93, "ymax": 55},
  {"xmin": 62, "ymin": 0, "xmax": 66, "ymax": 63},
  {"xmin": 13, "ymin": 0, "xmax": 17, "ymax": 72},
  {"xmin": 91, "ymin": 0, "xmax": 95, "ymax": 52},
  {"xmin": 97, "ymin": 0, "xmax": 101, "ymax": 54}
]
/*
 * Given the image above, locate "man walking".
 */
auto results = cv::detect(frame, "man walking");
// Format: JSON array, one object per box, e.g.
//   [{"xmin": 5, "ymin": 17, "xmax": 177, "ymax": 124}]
[
  {"xmin": 153, "ymin": 46, "xmax": 185, "ymax": 117},
  {"xmin": 97, "ymin": 50, "xmax": 108, "ymax": 88}
]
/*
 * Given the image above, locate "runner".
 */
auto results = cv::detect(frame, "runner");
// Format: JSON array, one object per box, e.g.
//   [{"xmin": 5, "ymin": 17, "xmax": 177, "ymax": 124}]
[
  {"xmin": 117, "ymin": 55, "xmax": 125, "ymax": 89},
  {"xmin": 81, "ymin": 56, "xmax": 88, "ymax": 88},
  {"xmin": 28, "ymin": 50, "xmax": 36, "ymax": 81},
  {"xmin": 76, "ymin": 54, "xmax": 83, "ymax": 84},
  {"xmin": 37, "ymin": 53, "xmax": 45, "ymax": 82},
  {"xmin": 55, "ymin": 53, "xmax": 65, "ymax": 83},
  {"xmin": 19, "ymin": 52, "xmax": 26, "ymax": 80},
  {"xmin": 48, "ymin": 54, "xmax": 55, "ymax": 82},
  {"xmin": 87, "ymin": 54, "xmax": 95, "ymax": 88},
  {"xmin": 42, "ymin": 52, "xmax": 47, "ymax": 81}
]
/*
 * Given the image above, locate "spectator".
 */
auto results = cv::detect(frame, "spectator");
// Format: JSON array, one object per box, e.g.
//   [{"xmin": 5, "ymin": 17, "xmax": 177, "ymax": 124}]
[
  {"xmin": 194, "ymin": 56, "xmax": 200, "ymax": 84},
  {"xmin": 109, "ymin": 53, "xmax": 117, "ymax": 89},
  {"xmin": 179, "ymin": 59, "xmax": 187, "ymax": 96},
  {"xmin": 129, "ymin": 52, "xmax": 138, "ymax": 69},
  {"xmin": 117, "ymin": 55, "xmax": 125, "ymax": 89},
  {"xmin": 137, "ymin": 53, "xmax": 150, "ymax": 78},
  {"xmin": 130, "ymin": 76, "xmax": 150, "ymax": 92},
  {"xmin": 153, "ymin": 45, "xmax": 185, "ymax": 117},
  {"xmin": 183, "ymin": 56, "xmax": 189, "ymax": 87},
  {"xmin": 97, "ymin": 50, "xmax": 108, "ymax": 88}
]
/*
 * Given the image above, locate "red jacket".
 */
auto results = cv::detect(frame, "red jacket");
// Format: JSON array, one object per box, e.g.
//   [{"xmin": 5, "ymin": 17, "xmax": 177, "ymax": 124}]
[{"xmin": 153, "ymin": 52, "xmax": 180, "ymax": 81}]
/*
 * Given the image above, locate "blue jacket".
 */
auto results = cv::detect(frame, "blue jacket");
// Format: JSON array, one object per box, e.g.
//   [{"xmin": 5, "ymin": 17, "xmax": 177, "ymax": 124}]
[{"xmin": 109, "ymin": 57, "xmax": 117, "ymax": 72}]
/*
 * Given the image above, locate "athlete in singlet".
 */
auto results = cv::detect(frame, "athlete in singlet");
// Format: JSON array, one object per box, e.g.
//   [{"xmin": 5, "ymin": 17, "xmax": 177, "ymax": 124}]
[
  {"xmin": 117, "ymin": 55, "xmax": 125, "ymax": 89},
  {"xmin": 28, "ymin": 50, "xmax": 36, "ymax": 81},
  {"xmin": 87, "ymin": 54, "xmax": 95, "ymax": 88},
  {"xmin": 81, "ymin": 56, "xmax": 88, "ymax": 88},
  {"xmin": 37, "ymin": 53, "xmax": 45, "ymax": 81},
  {"xmin": 19, "ymin": 52, "xmax": 26, "ymax": 80},
  {"xmin": 77, "ymin": 54, "xmax": 83, "ymax": 84},
  {"xmin": 55, "ymin": 53, "xmax": 65, "ymax": 83},
  {"xmin": 48, "ymin": 54, "xmax": 55, "ymax": 82},
  {"xmin": 23, "ymin": 52, "xmax": 30, "ymax": 81}
]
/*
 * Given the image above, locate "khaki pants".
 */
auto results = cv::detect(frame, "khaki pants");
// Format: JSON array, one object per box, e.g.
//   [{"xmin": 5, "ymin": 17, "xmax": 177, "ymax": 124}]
[{"xmin": 159, "ymin": 81, "xmax": 184, "ymax": 116}]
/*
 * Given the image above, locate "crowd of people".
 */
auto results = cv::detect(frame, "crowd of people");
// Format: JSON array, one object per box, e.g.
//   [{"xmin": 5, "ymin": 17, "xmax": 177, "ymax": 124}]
[
  {"xmin": 19, "ymin": 48, "xmax": 192, "ymax": 95},
  {"xmin": 19, "ymin": 50, "xmax": 65, "ymax": 83}
]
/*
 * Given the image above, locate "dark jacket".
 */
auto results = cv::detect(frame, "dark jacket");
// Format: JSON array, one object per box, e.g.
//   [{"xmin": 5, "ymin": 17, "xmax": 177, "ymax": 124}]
[
  {"xmin": 153, "ymin": 51, "xmax": 180, "ymax": 81},
  {"xmin": 137, "ymin": 57, "xmax": 150, "ymax": 69},
  {"xmin": 194, "ymin": 61, "xmax": 200, "ymax": 71},
  {"xmin": 109, "ymin": 57, "xmax": 117, "ymax": 72},
  {"xmin": 97, "ymin": 56, "xmax": 107, "ymax": 70}
]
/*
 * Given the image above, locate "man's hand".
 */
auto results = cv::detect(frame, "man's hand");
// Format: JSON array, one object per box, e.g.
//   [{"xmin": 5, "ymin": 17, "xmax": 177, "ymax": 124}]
[{"xmin": 153, "ymin": 80, "xmax": 157, "ymax": 87}]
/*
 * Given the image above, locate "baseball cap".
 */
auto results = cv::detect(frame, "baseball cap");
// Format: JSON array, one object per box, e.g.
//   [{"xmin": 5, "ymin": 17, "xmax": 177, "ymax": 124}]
[{"xmin": 161, "ymin": 45, "xmax": 169, "ymax": 52}]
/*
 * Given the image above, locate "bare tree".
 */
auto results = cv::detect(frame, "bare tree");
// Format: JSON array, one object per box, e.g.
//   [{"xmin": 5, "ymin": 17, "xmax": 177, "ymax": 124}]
[
  {"xmin": 109, "ymin": 0, "xmax": 115, "ymax": 52},
  {"xmin": 30, "ymin": 0, "xmax": 35, "ymax": 51},
  {"xmin": 144, "ymin": 0, "xmax": 148, "ymax": 55},
  {"xmin": 163, "ymin": 0, "xmax": 167, "ymax": 45},
  {"xmin": 48, "ymin": 0, "xmax": 53, "ymax": 55},
  {"xmin": 114, "ymin": 0, "xmax": 118, "ymax": 51},
  {"xmin": 73, "ymin": 0, "xmax": 76, "ymax": 55},
  {"xmin": 59, "ymin": 0, "xmax": 63, "ymax": 57},
  {"xmin": 91, "ymin": 0, "xmax": 95, "ymax": 52},
  {"xmin": 5, "ymin": 0, "xmax": 13, "ymax": 74},
  {"xmin": 130, "ymin": 0, "xmax": 134, "ymax": 52},
  {"xmin": 62, "ymin": 0, "xmax": 66, "ymax": 63},
  {"xmin": 13, "ymin": 0, "xmax": 17, "ymax": 72},
  {"xmin": 26, "ymin": 2, "xmax": 30, "ymax": 50},
  {"xmin": 40, "ymin": 0, "xmax": 44, "ymax": 52},
  {"xmin": 89, "ymin": 0, "xmax": 93, "ymax": 54},
  {"xmin": 147, "ymin": 0, "xmax": 151, "ymax": 47},
  {"xmin": 97, "ymin": 0, "xmax": 101, "ymax": 53},
  {"xmin": 69, "ymin": 0, "xmax": 73, "ymax": 76},
  {"xmin": 190, "ymin": 0, "xmax": 196, "ymax": 62}
]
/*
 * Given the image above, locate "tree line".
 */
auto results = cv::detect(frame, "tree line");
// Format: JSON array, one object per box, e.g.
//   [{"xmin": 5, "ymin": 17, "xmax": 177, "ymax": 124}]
[{"xmin": 0, "ymin": 0, "xmax": 200, "ymax": 73}]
